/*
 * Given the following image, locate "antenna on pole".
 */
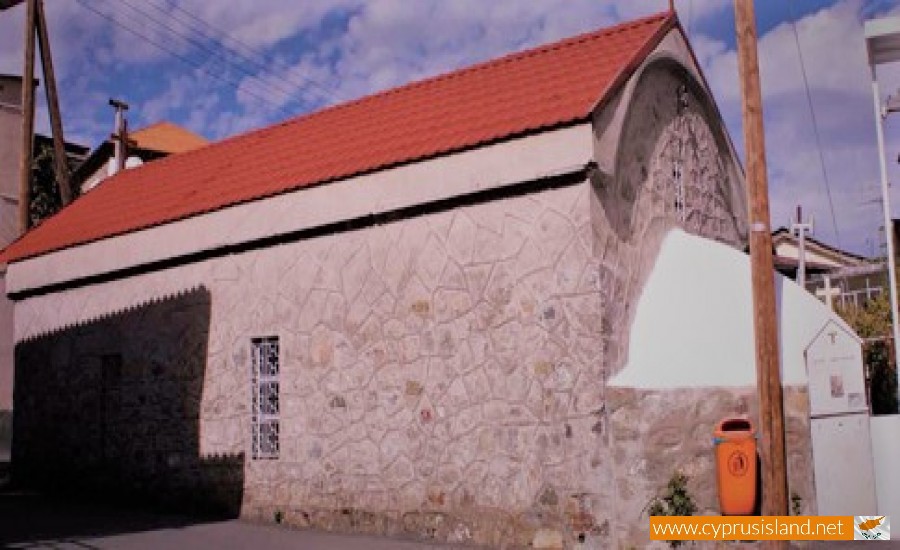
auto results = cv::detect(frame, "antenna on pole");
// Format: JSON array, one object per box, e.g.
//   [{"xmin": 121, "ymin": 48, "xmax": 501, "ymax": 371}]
[{"xmin": 108, "ymin": 98, "xmax": 133, "ymax": 175}]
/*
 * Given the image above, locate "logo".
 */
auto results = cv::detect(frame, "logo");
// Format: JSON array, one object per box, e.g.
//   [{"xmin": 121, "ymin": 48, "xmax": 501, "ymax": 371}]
[
  {"xmin": 727, "ymin": 450, "xmax": 749, "ymax": 477},
  {"xmin": 855, "ymin": 516, "xmax": 890, "ymax": 540}
]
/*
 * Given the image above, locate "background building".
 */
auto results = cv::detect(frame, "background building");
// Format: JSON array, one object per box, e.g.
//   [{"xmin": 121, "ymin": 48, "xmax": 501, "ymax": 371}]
[
  {"xmin": 0, "ymin": 75, "xmax": 88, "ymax": 467},
  {"xmin": 75, "ymin": 121, "xmax": 207, "ymax": 194},
  {"xmin": 772, "ymin": 226, "xmax": 887, "ymax": 310}
]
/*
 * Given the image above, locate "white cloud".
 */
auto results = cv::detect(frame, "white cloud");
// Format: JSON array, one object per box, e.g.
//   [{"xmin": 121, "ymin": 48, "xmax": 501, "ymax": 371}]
[
  {"xmin": 169, "ymin": 0, "xmax": 360, "ymax": 50},
  {"xmin": 689, "ymin": 34, "xmax": 728, "ymax": 69},
  {"xmin": 295, "ymin": 0, "xmax": 622, "ymax": 103}
]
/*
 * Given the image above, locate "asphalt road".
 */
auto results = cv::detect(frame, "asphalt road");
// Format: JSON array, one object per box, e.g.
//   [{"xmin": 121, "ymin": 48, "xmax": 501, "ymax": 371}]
[
  {"xmin": 0, "ymin": 489, "xmax": 465, "ymax": 550},
  {"xmin": 1, "ymin": 487, "xmax": 898, "ymax": 549}
]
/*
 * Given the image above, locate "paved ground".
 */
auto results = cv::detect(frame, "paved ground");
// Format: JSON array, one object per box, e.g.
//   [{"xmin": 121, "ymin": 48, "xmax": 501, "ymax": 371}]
[
  {"xmin": 812, "ymin": 542, "xmax": 898, "ymax": 548},
  {"xmin": 1, "ymin": 483, "xmax": 897, "ymax": 549},
  {"xmin": 0, "ymin": 487, "xmax": 465, "ymax": 550}
]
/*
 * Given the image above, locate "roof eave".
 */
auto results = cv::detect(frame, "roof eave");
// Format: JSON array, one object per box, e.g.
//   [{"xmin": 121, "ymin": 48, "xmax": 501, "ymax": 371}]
[{"xmin": 587, "ymin": 11, "xmax": 678, "ymax": 117}]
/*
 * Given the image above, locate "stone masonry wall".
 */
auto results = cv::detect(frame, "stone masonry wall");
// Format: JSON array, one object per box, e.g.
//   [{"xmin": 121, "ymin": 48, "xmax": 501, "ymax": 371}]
[
  {"xmin": 233, "ymin": 184, "xmax": 614, "ymax": 547},
  {"xmin": 14, "ymin": 183, "xmax": 617, "ymax": 547},
  {"xmin": 608, "ymin": 386, "xmax": 816, "ymax": 548}
]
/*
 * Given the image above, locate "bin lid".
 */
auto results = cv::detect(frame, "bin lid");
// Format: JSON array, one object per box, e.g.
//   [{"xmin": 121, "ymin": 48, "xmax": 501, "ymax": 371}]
[{"xmin": 715, "ymin": 417, "xmax": 754, "ymax": 436}]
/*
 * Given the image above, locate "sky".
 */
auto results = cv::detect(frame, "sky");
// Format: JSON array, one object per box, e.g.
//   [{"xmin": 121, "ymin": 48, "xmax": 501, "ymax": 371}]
[{"xmin": 1, "ymin": 0, "xmax": 900, "ymax": 257}]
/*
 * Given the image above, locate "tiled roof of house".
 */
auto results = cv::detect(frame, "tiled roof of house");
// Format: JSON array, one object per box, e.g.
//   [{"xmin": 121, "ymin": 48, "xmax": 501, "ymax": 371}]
[
  {"xmin": 130, "ymin": 121, "xmax": 208, "ymax": 154},
  {"xmin": 70, "ymin": 121, "xmax": 207, "ymax": 192},
  {"xmin": 771, "ymin": 227, "xmax": 871, "ymax": 265},
  {"xmin": 1, "ymin": 12, "xmax": 674, "ymax": 264}
]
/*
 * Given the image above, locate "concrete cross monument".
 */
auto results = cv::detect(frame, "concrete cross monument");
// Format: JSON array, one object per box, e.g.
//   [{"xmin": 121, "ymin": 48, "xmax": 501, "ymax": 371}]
[{"xmin": 816, "ymin": 275, "xmax": 841, "ymax": 310}]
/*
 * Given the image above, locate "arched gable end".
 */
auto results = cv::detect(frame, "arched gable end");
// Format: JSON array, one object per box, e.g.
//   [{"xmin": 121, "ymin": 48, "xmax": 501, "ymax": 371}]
[{"xmin": 594, "ymin": 55, "xmax": 747, "ymax": 247}]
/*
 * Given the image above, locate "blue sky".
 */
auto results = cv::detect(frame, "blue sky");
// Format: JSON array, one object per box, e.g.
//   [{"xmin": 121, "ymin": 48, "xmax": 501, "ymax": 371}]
[{"xmin": 1, "ymin": 0, "xmax": 900, "ymax": 257}]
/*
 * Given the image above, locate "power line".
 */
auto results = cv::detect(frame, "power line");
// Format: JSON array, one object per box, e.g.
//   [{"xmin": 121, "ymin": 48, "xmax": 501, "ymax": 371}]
[
  {"xmin": 141, "ymin": 0, "xmax": 341, "ymax": 104},
  {"xmin": 115, "ymin": 0, "xmax": 334, "ymax": 108},
  {"xmin": 787, "ymin": 0, "xmax": 842, "ymax": 247},
  {"xmin": 113, "ymin": 0, "xmax": 296, "ymax": 107},
  {"xmin": 74, "ymin": 0, "xmax": 293, "ymax": 116},
  {"xmin": 100, "ymin": 0, "xmax": 303, "ymax": 108}
]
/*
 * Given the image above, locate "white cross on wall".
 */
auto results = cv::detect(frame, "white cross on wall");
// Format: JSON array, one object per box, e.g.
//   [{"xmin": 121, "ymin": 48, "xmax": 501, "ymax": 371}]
[{"xmin": 816, "ymin": 276, "xmax": 841, "ymax": 310}]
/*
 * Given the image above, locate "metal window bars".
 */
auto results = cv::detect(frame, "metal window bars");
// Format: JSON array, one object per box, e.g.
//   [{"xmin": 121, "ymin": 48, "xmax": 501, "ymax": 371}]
[{"xmin": 251, "ymin": 336, "xmax": 280, "ymax": 460}]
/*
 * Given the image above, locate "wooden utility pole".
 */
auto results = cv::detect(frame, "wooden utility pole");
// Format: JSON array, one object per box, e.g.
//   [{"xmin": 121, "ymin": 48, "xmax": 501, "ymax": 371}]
[
  {"xmin": 34, "ymin": 0, "xmax": 73, "ymax": 206},
  {"xmin": 734, "ymin": 0, "xmax": 788, "ymax": 527},
  {"xmin": 14, "ymin": 0, "xmax": 73, "ymax": 233},
  {"xmin": 18, "ymin": 0, "xmax": 36, "ymax": 234}
]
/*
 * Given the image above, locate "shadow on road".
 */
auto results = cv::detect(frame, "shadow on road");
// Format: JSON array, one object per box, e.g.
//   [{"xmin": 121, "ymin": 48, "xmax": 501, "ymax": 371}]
[
  {"xmin": 0, "ymin": 486, "xmax": 230, "ymax": 548},
  {"xmin": 0, "ymin": 484, "xmax": 471, "ymax": 550}
]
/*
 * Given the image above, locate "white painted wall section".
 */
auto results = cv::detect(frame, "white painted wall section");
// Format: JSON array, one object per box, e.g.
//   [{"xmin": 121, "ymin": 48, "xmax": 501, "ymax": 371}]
[
  {"xmin": 870, "ymin": 414, "xmax": 900, "ymax": 519},
  {"xmin": 610, "ymin": 229, "xmax": 857, "ymax": 389}
]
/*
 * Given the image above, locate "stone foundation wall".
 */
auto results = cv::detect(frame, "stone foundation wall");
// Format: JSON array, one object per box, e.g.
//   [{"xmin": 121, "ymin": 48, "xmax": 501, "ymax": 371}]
[{"xmin": 608, "ymin": 386, "xmax": 816, "ymax": 548}]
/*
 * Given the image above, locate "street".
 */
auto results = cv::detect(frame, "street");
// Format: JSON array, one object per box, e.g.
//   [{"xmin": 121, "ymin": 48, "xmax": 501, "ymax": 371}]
[
  {"xmin": 0, "ymin": 488, "xmax": 467, "ymax": 550},
  {"xmin": 2, "ymin": 487, "xmax": 899, "ymax": 549}
]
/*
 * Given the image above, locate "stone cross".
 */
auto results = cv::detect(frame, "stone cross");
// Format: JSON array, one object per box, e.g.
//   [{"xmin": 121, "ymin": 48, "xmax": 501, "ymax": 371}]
[{"xmin": 815, "ymin": 276, "xmax": 840, "ymax": 310}]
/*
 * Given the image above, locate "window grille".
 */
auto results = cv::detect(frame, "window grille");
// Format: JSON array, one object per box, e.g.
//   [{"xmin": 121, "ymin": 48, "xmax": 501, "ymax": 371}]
[
  {"xmin": 251, "ymin": 336, "xmax": 280, "ymax": 459},
  {"xmin": 673, "ymin": 159, "xmax": 686, "ymax": 221}
]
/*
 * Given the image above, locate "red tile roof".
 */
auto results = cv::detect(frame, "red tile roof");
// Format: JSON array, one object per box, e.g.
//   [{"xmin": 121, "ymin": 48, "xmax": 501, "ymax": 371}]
[
  {"xmin": 1, "ymin": 12, "xmax": 674, "ymax": 264},
  {"xmin": 129, "ymin": 121, "xmax": 208, "ymax": 154}
]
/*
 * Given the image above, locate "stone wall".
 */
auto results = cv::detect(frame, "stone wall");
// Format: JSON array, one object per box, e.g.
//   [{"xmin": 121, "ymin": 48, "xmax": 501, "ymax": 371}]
[
  {"xmin": 227, "ymin": 183, "xmax": 614, "ymax": 547},
  {"xmin": 608, "ymin": 386, "xmax": 816, "ymax": 548},
  {"xmin": 14, "ymin": 182, "xmax": 617, "ymax": 546}
]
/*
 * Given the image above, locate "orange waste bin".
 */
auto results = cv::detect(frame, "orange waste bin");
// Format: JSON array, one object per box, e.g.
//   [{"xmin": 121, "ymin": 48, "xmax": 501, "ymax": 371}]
[{"xmin": 713, "ymin": 417, "xmax": 757, "ymax": 515}]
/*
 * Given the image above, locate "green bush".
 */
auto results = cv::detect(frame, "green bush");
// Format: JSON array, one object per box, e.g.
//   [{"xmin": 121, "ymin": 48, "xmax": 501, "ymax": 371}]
[
  {"xmin": 647, "ymin": 472, "xmax": 697, "ymax": 548},
  {"xmin": 866, "ymin": 340, "xmax": 898, "ymax": 415},
  {"xmin": 836, "ymin": 294, "xmax": 898, "ymax": 415}
]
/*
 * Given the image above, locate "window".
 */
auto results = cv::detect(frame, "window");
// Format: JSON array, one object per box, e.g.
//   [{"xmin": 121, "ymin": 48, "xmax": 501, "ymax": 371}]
[
  {"xmin": 672, "ymin": 159, "xmax": 686, "ymax": 221},
  {"xmin": 251, "ymin": 336, "xmax": 280, "ymax": 459}
]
